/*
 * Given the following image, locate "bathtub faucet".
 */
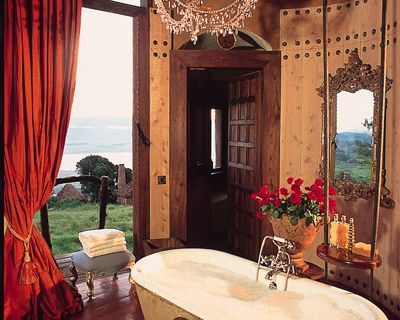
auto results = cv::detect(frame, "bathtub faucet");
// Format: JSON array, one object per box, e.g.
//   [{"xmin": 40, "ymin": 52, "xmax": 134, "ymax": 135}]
[{"xmin": 255, "ymin": 235, "xmax": 296, "ymax": 291}]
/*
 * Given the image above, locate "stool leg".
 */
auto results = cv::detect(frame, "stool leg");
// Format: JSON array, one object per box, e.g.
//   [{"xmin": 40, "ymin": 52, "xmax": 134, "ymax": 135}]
[
  {"xmin": 69, "ymin": 262, "xmax": 78, "ymax": 288},
  {"xmin": 86, "ymin": 272, "xmax": 94, "ymax": 300},
  {"xmin": 113, "ymin": 273, "xmax": 118, "ymax": 280}
]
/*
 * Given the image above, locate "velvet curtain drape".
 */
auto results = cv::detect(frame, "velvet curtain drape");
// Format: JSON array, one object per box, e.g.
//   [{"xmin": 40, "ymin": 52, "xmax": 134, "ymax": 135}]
[{"xmin": 4, "ymin": 0, "xmax": 84, "ymax": 319}]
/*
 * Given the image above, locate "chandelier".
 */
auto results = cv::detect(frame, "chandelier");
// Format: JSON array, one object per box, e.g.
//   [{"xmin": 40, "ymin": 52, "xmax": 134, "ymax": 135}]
[{"xmin": 154, "ymin": 0, "xmax": 258, "ymax": 44}]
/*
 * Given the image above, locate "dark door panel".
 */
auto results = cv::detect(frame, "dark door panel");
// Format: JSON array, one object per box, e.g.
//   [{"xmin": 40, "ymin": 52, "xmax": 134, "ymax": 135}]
[{"xmin": 228, "ymin": 71, "xmax": 262, "ymax": 260}]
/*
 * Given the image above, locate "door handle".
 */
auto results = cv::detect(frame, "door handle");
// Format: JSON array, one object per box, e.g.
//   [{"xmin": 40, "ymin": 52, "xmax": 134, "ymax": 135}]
[{"xmin": 136, "ymin": 123, "xmax": 151, "ymax": 147}]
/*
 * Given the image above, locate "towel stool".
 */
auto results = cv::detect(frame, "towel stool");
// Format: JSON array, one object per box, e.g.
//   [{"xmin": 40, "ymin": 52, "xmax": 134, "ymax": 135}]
[{"xmin": 70, "ymin": 250, "xmax": 135, "ymax": 299}]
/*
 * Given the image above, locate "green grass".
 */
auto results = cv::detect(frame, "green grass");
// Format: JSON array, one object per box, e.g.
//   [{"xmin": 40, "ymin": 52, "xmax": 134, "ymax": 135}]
[
  {"xmin": 335, "ymin": 160, "xmax": 372, "ymax": 184},
  {"xmin": 34, "ymin": 202, "xmax": 133, "ymax": 256}
]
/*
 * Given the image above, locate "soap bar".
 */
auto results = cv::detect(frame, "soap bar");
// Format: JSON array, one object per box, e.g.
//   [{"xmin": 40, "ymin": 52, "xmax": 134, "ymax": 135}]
[{"xmin": 352, "ymin": 242, "xmax": 379, "ymax": 257}]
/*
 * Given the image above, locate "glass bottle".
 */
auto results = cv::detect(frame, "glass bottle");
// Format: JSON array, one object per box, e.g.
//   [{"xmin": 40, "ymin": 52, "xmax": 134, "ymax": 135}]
[
  {"xmin": 329, "ymin": 214, "xmax": 339, "ymax": 247},
  {"xmin": 348, "ymin": 218, "xmax": 355, "ymax": 252},
  {"xmin": 337, "ymin": 215, "xmax": 349, "ymax": 249}
]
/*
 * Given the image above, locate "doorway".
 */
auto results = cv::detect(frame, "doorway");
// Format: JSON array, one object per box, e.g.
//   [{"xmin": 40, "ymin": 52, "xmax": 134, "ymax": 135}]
[
  {"xmin": 187, "ymin": 68, "xmax": 262, "ymax": 260},
  {"xmin": 170, "ymin": 51, "xmax": 281, "ymax": 261}
]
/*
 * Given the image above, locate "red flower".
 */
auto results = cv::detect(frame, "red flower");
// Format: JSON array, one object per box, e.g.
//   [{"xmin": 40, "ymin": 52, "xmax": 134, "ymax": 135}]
[
  {"xmin": 310, "ymin": 184, "xmax": 323, "ymax": 197},
  {"xmin": 250, "ymin": 193, "xmax": 258, "ymax": 200},
  {"xmin": 257, "ymin": 198, "xmax": 268, "ymax": 206},
  {"xmin": 329, "ymin": 198, "xmax": 337, "ymax": 213},
  {"xmin": 329, "ymin": 186, "xmax": 336, "ymax": 196},
  {"xmin": 279, "ymin": 187, "xmax": 289, "ymax": 196},
  {"xmin": 273, "ymin": 198, "xmax": 282, "ymax": 207},
  {"xmin": 291, "ymin": 184, "xmax": 301, "ymax": 193},
  {"xmin": 315, "ymin": 178, "xmax": 324, "ymax": 187},
  {"xmin": 294, "ymin": 178, "xmax": 304, "ymax": 187},
  {"xmin": 287, "ymin": 177, "xmax": 294, "ymax": 184},
  {"xmin": 319, "ymin": 203, "xmax": 325, "ymax": 212},
  {"xmin": 256, "ymin": 210, "xmax": 264, "ymax": 221},
  {"xmin": 290, "ymin": 193, "xmax": 302, "ymax": 205},
  {"xmin": 307, "ymin": 192, "xmax": 318, "ymax": 201}
]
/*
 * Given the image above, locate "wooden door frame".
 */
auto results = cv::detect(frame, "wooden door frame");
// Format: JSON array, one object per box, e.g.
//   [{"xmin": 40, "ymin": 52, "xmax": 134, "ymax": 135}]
[
  {"xmin": 170, "ymin": 50, "xmax": 281, "ymax": 244},
  {"xmin": 132, "ymin": 10, "xmax": 150, "ymax": 258}
]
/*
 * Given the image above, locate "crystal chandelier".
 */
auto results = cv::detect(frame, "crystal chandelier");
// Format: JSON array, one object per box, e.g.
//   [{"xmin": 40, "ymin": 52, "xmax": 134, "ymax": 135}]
[{"xmin": 154, "ymin": 0, "xmax": 258, "ymax": 44}]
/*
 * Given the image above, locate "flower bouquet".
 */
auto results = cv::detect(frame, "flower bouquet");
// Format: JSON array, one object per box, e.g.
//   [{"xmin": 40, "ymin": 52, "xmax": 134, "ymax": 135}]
[{"xmin": 251, "ymin": 177, "xmax": 337, "ymax": 271}]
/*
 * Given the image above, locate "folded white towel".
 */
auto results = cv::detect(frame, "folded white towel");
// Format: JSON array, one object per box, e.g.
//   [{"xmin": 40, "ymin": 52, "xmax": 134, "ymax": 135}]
[
  {"xmin": 79, "ymin": 229, "xmax": 125, "ymax": 243},
  {"xmin": 84, "ymin": 245, "xmax": 127, "ymax": 258},
  {"xmin": 83, "ymin": 240, "xmax": 127, "ymax": 253},
  {"xmin": 80, "ymin": 237, "xmax": 126, "ymax": 250}
]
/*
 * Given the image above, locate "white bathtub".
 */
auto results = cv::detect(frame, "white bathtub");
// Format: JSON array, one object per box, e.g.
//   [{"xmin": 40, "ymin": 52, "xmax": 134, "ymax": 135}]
[{"xmin": 132, "ymin": 248, "xmax": 387, "ymax": 320}]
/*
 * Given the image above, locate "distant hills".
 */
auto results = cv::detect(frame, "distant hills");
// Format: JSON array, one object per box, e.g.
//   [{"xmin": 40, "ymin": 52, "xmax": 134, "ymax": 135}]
[
  {"xmin": 65, "ymin": 117, "xmax": 131, "ymax": 154},
  {"xmin": 336, "ymin": 131, "xmax": 372, "ymax": 145}
]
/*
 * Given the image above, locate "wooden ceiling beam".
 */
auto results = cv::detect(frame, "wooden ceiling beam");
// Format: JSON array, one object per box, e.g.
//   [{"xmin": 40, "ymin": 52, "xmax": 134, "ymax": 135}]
[{"xmin": 82, "ymin": 0, "xmax": 145, "ymax": 17}]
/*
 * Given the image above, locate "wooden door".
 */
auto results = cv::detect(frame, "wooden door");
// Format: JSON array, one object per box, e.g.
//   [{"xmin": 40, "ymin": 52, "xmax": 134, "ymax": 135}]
[
  {"xmin": 187, "ymin": 102, "xmax": 212, "ymax": 247},
  {"xmin": 228, "ymin": 71, "xmax": 262, "ymax": 260}
]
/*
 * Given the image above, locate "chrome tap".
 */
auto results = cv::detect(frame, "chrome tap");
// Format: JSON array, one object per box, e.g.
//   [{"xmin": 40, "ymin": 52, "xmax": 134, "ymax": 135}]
[
  {"xmin": 265, "ymin": 269, "xmax": 280, "ymax": 290},
  {"xmin": 255, "ymin": 235, "xmax": 296, "ymax": 291},
  {"xmin": 266, "ymin": 269, "xmax": 280, "ymax": 279}
]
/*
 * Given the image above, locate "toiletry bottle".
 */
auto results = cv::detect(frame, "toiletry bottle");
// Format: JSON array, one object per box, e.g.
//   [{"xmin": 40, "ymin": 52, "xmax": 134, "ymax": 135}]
[
  {"xmin": 337, "ymin": 215, "xmax": 349, "ymax": 249},
  {"xmin": 329, "ymin": 214, "xmax": 339, "ymax": 247},
  {"xmin": 348, "ymin": 218, "xmax": 355, "ymax": 252}
]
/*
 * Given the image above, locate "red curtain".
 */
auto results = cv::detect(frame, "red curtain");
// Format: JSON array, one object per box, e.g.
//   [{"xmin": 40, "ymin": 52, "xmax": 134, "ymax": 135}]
[{"xmin": 4, "ymin": 0, "xmax": 84, "ymax": 318}]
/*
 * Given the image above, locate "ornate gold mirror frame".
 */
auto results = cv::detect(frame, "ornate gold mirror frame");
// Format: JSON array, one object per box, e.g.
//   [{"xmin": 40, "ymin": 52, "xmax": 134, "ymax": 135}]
[{"xmin": 317, "ymin": 50, "xmax": 394, "ymax": 208}]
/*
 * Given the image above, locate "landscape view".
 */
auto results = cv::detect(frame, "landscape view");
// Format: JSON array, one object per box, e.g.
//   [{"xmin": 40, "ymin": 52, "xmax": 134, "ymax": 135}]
[
  {"xmin": 334, "ymin": 89, "xmax": 374, "ymax": 184},
  {"xmin": 33, "ymin": 8, "xmax": 134, "ymax": 256},
  {"xmin": 34, "ymin": 117, "xmax": 134, "ymax": 255},
  {"xmin": 334, "ymin": 131, "xmax": 373, "ymax": 184}
]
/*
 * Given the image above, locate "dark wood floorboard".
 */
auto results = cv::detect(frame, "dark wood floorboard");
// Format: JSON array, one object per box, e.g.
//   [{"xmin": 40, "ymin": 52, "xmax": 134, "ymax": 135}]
[{"xmin": 70, "ymin": 272, "xmax": 144, "ymax": 320}]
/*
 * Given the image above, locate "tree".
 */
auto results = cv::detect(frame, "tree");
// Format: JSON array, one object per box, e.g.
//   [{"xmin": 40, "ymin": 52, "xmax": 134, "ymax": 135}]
[
  {"xmin": 362, "ymin": 118, "xmax": 373, "ymax": 131},
  {"xmin": 125, "ymin": 167, "xmax": 132, "ymax": 184},
  {"xmin": 76, "ymin": 155, "xmax": 117, "ymax": 201}
]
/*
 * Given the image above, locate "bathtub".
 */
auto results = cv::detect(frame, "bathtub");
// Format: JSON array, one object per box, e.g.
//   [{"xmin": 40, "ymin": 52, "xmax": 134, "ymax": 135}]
[{"xmin": 131, "ymin": 248, "xmax": 387, "ymax": 320}]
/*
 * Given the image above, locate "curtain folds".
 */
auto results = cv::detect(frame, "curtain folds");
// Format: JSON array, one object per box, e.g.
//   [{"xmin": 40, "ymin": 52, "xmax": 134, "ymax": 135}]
[{"xmin": 4, "ymin": 0, "xmax": 83, "ymax": 318}]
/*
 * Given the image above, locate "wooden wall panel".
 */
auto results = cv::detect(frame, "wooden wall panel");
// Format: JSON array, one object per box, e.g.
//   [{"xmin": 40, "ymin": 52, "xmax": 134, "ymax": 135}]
[
  {"xmin": 279, "ymin": 9, "xmax": 303, "ymax": 184},
  {"xmin": 375, "ymin": 0, "xmax": 400, "ymax": 310},
  {"xmin": 280, "ymin": 0, "xmax": 399, "ymax": 317},
  {"xmin": 149, "ymin": 8, "xmax": 170, "ymax": 238}
]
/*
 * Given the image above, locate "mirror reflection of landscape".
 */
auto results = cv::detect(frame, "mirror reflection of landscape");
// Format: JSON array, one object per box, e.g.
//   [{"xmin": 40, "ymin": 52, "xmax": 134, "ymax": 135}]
[{"xmin": 335, "ymin": 89, "xmax": 374, "ymax": 184}]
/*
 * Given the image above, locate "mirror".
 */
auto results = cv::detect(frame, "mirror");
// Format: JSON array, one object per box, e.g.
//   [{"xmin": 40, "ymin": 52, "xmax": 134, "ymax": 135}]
[
  {"xmin": 317, "ymin": 50, "xmax": 394, "ymax": 208},
  {"xmin": 335, "ymin": 89, "xmax": 374, "ymax": 184}
]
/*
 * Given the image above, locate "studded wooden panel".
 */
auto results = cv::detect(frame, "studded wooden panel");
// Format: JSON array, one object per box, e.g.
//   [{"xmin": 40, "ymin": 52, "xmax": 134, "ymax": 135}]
[
  {"xmin": 280, "ymin": 0, "xmax": 399, "ymax": 316},
  {"xmin": 149, "ymin": 8, "xmax": 171, "ymax": 238}
]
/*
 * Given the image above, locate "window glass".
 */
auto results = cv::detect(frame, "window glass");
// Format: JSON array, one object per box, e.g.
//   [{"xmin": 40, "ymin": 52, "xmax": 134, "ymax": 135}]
[{"xmin": 211, "ymin": 109, "xmax": 222, "ymax": 169}]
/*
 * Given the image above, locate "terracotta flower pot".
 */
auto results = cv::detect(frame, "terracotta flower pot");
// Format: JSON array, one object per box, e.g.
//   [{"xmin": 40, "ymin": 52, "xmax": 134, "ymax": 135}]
[{"xmin": 268, "ymin": 214, "xmax": 323, "ymax": 273}]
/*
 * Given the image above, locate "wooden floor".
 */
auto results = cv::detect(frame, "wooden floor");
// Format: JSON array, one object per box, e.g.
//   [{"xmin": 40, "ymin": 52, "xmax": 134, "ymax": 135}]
[{"xmin": 70, "ymin": 272, "xmax": 144, "ymax": 320}]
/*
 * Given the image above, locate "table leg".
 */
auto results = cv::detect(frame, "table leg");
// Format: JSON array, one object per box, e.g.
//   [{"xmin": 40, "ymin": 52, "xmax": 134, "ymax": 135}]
[{"xmin": 86, "ymin": 272, "xmax": 95, "ymax": 300}]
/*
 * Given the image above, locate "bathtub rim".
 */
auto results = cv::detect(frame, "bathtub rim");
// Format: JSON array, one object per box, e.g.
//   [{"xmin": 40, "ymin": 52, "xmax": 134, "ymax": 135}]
[{"xmin": 132, "ymin": 248, "xmax": 388, "ymax": 320}]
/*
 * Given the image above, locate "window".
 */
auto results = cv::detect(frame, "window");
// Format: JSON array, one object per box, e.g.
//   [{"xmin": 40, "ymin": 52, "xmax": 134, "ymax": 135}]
[{"xmin": 211, "ymin": 108, "xmax": 222, "ymax": 169}]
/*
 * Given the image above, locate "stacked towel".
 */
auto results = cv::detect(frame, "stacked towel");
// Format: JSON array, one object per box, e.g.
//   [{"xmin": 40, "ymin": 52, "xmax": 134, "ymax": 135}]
[{"xmin": 79, "ymin": 229, "xmax": 127, "ymax": 258}]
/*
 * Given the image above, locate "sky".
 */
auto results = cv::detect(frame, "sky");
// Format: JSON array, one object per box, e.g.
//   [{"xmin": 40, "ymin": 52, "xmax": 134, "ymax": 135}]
[
  {"xmin": 336, "ymin": 89, "xmax": 374, "ymax": 133},
  {"xmin": 71, "ymin": 4, "xmax": 139, "ymax": 118}
]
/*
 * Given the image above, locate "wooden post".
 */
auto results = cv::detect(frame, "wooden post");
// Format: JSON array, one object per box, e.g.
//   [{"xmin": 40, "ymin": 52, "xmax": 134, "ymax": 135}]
[
  {"xmin": 98, "ymin": 176, "xmax": 109, "ymax": 229},
  {"xmin": 322, "ymin": 0, "xmax": 330, "ymax": 282},
  {"xmin": 40, "ymin": 203, "xmax": 52, "ymax": 250}
]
